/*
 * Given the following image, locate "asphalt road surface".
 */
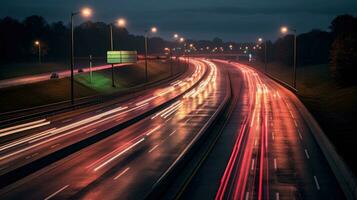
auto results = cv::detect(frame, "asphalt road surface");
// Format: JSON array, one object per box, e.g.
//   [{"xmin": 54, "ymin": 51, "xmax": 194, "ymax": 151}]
[
  {"xmin": 0, "ymin": 59, "xmax": 203, "ymax": 178},
  {"xmin": 0, "ymin": 59, "xmax": 230, "ymax": 199},
  {"xmin": 182, "ymin": 60, "xmax": 345, "ymax": 200},
  {"xmin": 0, "ymin": 64, "xmax": 128, "ymax": 89}
]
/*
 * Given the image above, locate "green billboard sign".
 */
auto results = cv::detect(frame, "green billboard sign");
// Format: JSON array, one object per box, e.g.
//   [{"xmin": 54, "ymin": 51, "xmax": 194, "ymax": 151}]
[{"xmin": 107, "ymin": 51, "xmax": 138, "ymax": 64}]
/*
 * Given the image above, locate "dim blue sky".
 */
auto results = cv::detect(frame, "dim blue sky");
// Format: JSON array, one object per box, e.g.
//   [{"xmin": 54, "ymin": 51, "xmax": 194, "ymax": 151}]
[{"xmin": 1, "ymin": 0, "xmax": 357, "ymax": 42}]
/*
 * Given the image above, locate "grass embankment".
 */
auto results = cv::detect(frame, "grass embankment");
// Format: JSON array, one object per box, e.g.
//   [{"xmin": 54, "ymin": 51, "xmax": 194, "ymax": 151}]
[
  {"xmin": 249, "ymin": 61, "xmax": 357, "ymax": 175},
  {"xmin": 0, "ymin": 60, "xmax": 184, "ymax": 112}
]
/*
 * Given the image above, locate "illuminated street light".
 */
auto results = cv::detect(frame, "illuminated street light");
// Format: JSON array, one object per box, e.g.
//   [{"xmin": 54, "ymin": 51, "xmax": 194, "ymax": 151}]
[
  {"xmin": 109, "ymin": 17, "xmax": 127, "ymax": 87},
  {"xmin": 179, "ymin": 37, "xmax": 185, "ymax": 43},
  {"xmin": 151, "ymin": 26, "xmax": 157, "ymax": 33},
  {"xmin": 70, "ymin": 6, "xmax": 93, "ymax": 104},
  {"xmin": 34, "ymin": 40, "xmax": 41, "ymax": 64},
  {"xmin": 174, "ymin": 34, "xmax": 179, "ymax": 38},
  {"xmin": 144, "ymin": 26, "xmax": 158, "ymax": 82},
  {"xmin": 257, "ymin": 37, "xmax": 267, "ymax": 72},
  {"xmin": 280, "ymin": 26, "xmax": 288, "ymax": 34},
  {"xmin": 280, "ymin": 26, "xmax": 297, "ymax": 89},
  {"xmin": 117, "ymin": 18, "xmax": 126, "ymax": 27}
]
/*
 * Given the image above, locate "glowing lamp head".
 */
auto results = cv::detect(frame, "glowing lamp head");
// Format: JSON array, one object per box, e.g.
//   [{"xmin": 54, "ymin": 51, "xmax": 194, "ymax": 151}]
[
  {"xmin": 189, "ymin": 44, "xmax": 193, "ymax": 48},
  {"xmin": 34, "ymin": 41, "xmax": 40, "ymax": 45},
  {"xmin": 117, "ymin": 18, "xmax": 126, "ymax": 27},
  {"xmin": 258, "ymin": 38, "xmax": 263, "ymax": 42},
  {"xmin": 281, "ymin": 26, "xmax": 288, "ymax": 34},
  {"xmin": 81, "ymin": 7, "xmax": 92, "ymax": 17},
  {"xmin": 179, "ymin": 37, "xmax": 185, "ymax": 42},
  {"xmin": 174, "ymin": 34, "xmax": 178, "ymax": 38},
  {"xmin": 151, "ymin": 27, "xmax": 157, "ymax": 33}
]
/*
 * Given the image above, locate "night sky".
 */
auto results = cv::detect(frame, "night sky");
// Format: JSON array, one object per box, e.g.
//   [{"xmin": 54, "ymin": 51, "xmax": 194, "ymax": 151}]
[{"xmin": 1, "ymin": 0, "xmax": 357, "ymax": 42}]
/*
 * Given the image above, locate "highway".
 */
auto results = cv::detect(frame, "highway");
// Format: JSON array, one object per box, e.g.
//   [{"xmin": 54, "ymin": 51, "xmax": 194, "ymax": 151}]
[
  {"xmin": 0, "ymin": 59, "xmax": 203, "ymax": 180},
  {"xmin": 0, "ymin": 59, "xmax": 230, "ymax": 199},
  {"xmin": 180, "ymin": 60, "xmax": 346, "ymax": 200},
  {"xmin": 0, "ymin": 58, "xmax": 348, "ymax": 200},
  {"xmin": 0, "ymin": 63, "xmax": 129, "ymax": 89}
]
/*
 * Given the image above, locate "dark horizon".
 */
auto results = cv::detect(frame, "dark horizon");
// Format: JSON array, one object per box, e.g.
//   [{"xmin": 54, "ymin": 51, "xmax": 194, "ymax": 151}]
[{"xmin": 1, "ymin": 0, "xmax": 357, "ymax": 42}]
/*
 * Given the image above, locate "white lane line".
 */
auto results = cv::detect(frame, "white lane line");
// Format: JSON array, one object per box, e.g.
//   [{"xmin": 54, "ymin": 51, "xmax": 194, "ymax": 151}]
[
  {"xmin": 274, "ymin": 158, "xmax": 277, "ymax": 171},
  {"xmin": 95, "ymin": 109, "xmax": 103, "ymax": 113},
  {"xmin": 254, "ymin": 139, "xmax": 257, "ymax": 147},
  {"xmin": 50, "ymin": 144, "xmax": 60, "ymax": 149},
  {"xmin": 251, "ymin": 159, "xmax": 255, "ymax": 171},
  {"xmin": 298, "ymin": 130, "xmax": 303, "ymax": 140},
  {"xmin": 314, "ymin": 176, "xmax": 321, "ymax": 190},
  {"xmin": 294, "ymin": 120, "xmax": 298, "ymax": 128},
  {"xmin": 276, "ymin": 192, "xmax": 280, "ymax": 200},
  {"xmin": 94, "ymin": 138, "xmax": 145, "ymax": 171},
  {"xmin": 169, "ymin": 130, "xmax": 177, "ymax": 136},
  {"xmin": 184, "ymin": 117, "xmax": 192, "ymax": 124},
  {"xmin": 145, "ymin": 125, "xmax": 161, "ymax": 136},
  {"xmin": 44, "ymin": 185, "xmax": 69, "ymax": 200},
  {"xmin": 0, "ymin": 121, "xmax": 51, "ymax": 137},
  {"xmin": 61, "ymin": 118, "xmax": 72, "ymax": 123},
  {"xmin": 245, "ymin": 192, "xmax": 249, "ymax": 200},
  {"xmin": 114, "ymin": 167, "xmax": 130, "ymax": 180},
  {"xmin": 165, "ymin": 117, "xmax": 172, "ymax": 123},
  {"xmin": 304, "ymin": 149, "xmax": 310, "ymax": 159},
  {"xmin": 272, "ymin": 132, "xmax": 275, "ymax": 140},
  {"xmin": 148, "ymin": 145, "xmax": 159, "ymax": 153},
  {"xmin": 86, "ymin": 128, "xmax": 97, "ymax": 134}
]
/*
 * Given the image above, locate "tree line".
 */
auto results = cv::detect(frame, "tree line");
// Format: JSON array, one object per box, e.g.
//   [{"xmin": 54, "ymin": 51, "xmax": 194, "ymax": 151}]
[{"xmin": 257, "ymin": 15, "xmax": 357, "ymax": 86}]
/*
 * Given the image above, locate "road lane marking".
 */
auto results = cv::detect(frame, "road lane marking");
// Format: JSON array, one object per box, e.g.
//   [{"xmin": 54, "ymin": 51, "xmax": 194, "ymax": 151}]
[
  {"xmin": 254, "ymin": 139, "xmax": 257, "ymax": 147},
  {"xmin": 276, "ymin": 192, "xmax": 280, "ymax": 200},
  {"xmin": 95, "ymin": 109, "xmax": 103, "ymax": 113},
  {"xmin": 274, "ymin": 158, "xmax": 277, "ymax": 171},
  {"xmin": 298, "ymin": 130, "xmax": 303, "ymax": 140},
  {"xmin": 94, "ymin": 138, "xmax": 145, "ymax": 171},
  {"xmin": 50, "ymin": 144, "xmax": 60, "ymax": 149},
  {"xmin": 145, "ymin": 125, "xmax": 161, "ymax": 136},
  {"xmin": 272, "ymin": 132, "xmax": 275, "ymax": 140},
  {"xmin": 294, "ymin": 120, "xmax": 298, "ymax": 128},
  {"xmin": 114, "ymin": 167, "xmax": 130, "ymax": 180},
  {"xmin": 169, "ymin": 130, "xmax": 177, "ymax": 136},
  {"xmin": 314, "ymin": 176, "xmax": 321, "ymax": 190},
  {"xmin": 304, "ymin": 149, "xmax": 310, "ymax": 159},
  {"xmin": 148, "ymin": 144, "xmax": 159, "ymax": 153},
  {"xmin": 61, "ymin": 118, "xmax": 72, "ymax": 123},
  {"xmin": 245, "ymin": 192, "xmax": 249, "ymax": 200},
  {"xmin": 86, "ymin": 128, "xmax": 97, "ymax": 134},
  {"xmin": 251, "ymin": 159, "xmax": 255, "ymax": 171},
  {"xmin": 44, "ymin": 185, "xmax": 69, "ymax": 200}
]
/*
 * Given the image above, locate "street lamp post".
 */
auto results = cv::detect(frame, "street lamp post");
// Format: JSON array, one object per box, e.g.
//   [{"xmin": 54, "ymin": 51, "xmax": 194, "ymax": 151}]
[
  {"xmin": 144, "ymin": 26, "xmax": 157, "ymax": 82},
  {"xmin": 281, "ymin": 26, "xmax": 297, "ymax": 89},
  {"xmin": 109, "ymin": 18, "xmax": 126, "ymax": 87},
  {"xmin": 34, "ymin": 41, "xmax": 41, "ymax": 64},
  {"xmin": 258, "ymin": 38, "xmax": 267, "ymax": 73},
  {"xmin": 70, "ymin": 7, "xmax": 92, "ymax": 104}
]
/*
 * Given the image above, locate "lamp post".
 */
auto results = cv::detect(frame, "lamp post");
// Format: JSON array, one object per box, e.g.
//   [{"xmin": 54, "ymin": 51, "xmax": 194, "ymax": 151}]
[
  {"xmin": 70, "ymin": 7, "xmax": 92, "ymax": 104},
  {"xmin": 34, "ymin": 40, "xmax": 41, "ymax": 64},
  {"xmin": 258, "ymin": 37, "xmax": 267, "ymax": 73},
  {"xmin": 144, "ymin": 26, "xmax": 157, "ymax": 82},
  {"xmin": 281, "ymin": 26, "xmax": 297, "ymax": 89},
  {"xmin": 109, "ymin": 18, "xmax": 126, "ymax": 87}
]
